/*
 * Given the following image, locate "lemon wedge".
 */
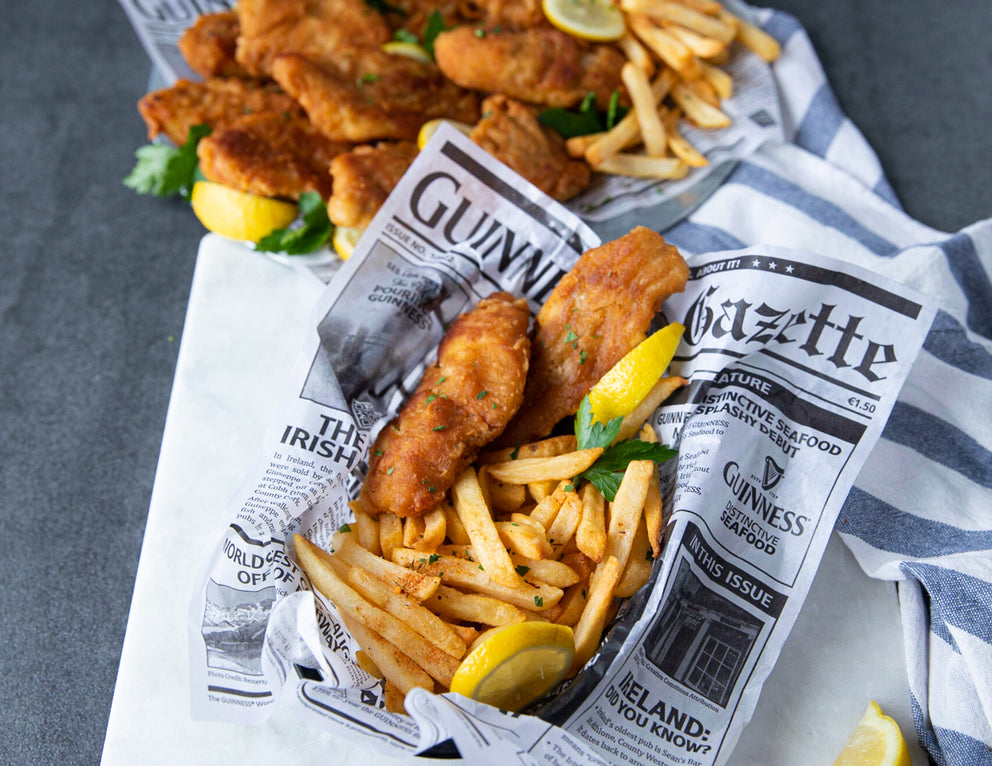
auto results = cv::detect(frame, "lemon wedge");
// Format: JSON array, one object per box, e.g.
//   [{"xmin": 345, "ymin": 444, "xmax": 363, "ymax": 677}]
[
  {"xmin": 332, "ymin": 225, "xmax": 364, "ymax": 261},
  {"xmin": 542, "ymin": 0, "xmax": 625, "ymax": 42},
  {"xmin": 449, "ymin": 622, "xmax": 574, "ymax": 712},
  {"xmin": 190, "ymin": 181, "xmax": 298, "ymax": 242},
  {"xmin": 832, "ymin": 701, "xmax": 912, "ymax": 766},
  {"xmin": 587, "ymin": 322, "xmax": 684, "ymax": 424},
  {"xmin": 417, "ymin": 118, "xmax": 474, "ymax": 150},
  {"xmin": 381, "ymin": 40, "xmax": 433, "ymax": 63}
]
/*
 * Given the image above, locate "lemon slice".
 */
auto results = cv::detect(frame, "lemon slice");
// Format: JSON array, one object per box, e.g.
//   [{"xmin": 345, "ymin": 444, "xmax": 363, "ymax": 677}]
[
  {"xmin": 832, "ymin": 701, "xmax": 912, "ymax": 766},
  {"xmin": 542, "ymin": 0, "xmax": 625, "ymax": 42},
  {"xmin": 190, "ymin": 181, "xmax": 298, "ymax": 242},
  {"xmin": 381, "ymin": 40, "xmax": 433, "ymax": 63},
  {"xmin": 332, "ymin": 225, "xmax": 364, "ymax": 261},
  {"xmin": 417, "ymin": 118, "xmax": 474, "ymax": 150},
  {"xmin": 449, "ymin": 622, "xmax": 574, "ymax": 712},
  {"xmin": 587, "ymin": 322, "xmax": 684, "ymax": 424}
]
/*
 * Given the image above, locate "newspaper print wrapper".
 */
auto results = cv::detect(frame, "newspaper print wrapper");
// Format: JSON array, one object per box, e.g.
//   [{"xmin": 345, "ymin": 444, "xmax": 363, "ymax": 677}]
[{"xmin": 187, "ymin": 125, "xmax": 936, "ymax": 765}]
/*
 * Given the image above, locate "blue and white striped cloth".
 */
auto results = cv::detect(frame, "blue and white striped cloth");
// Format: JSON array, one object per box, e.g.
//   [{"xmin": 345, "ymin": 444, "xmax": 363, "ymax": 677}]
[{"xmin": 659, "ymin": 6, "xmax": 992, "ymax": 764}]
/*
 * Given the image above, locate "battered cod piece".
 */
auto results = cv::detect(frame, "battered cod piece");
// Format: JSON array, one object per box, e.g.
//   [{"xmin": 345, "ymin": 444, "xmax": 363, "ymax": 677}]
[
  {"xmin": 496, "ymin": 227, "xmax": 689, "ymax": 447},
  {"xmin": 434, "ymin": 26, "xmax": 626, "ymax": 110},
  {"xmin": 271, "ymin": 48, "xmax": 481, "ymax": 142},
  {"xmin": 137, "ymin": 77, "xmax": 304, "ymax": 146},
  {"xmin": 197, "ymin": 113, "xmax": 352, "ymax": 201},
  {"xmin": 327, "ymin": 141, "xmax": 419, "ymax": 229},
  {"xmin": 361, "ymin": 293, "xmax": 532, "ymax": 518},
  {"xmin": 470, "ymin": 95, "xmax": 590, "ymax": 201},
  {"xmin": 461, "ymin": 0, "xmax": 545, "ymax": 29},
  {"xmin": 234, "ymin": 0, "xmax": 391, "ymax": 78},
  {"xmin": 177, "ymin": 11, "xmax": 249, "ymax": 79}
]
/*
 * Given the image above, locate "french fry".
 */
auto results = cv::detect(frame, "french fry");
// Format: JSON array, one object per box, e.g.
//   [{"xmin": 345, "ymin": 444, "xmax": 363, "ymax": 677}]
[
  {"xmin": 615, "ymin": 517, "xmax": 654, "ymax": 597},
  {"xmin": 621, "ymin": 62, "xmax": 667, "ymax": 157},
  {"xmin": 354, "ymin": 649, "xmax": 383, "ymax": 679},
  {"xmin": 570, "ymin": 555, "xmax": 622, "ymax": 675},
  {"xmin": 585, "ymin": 68, "xmax": 676, "ymax": 167},
  {"xmin": 392, "ymin": 548, "xmax": 563, "ymax": 611},
  {"xmin": 559, "ymin": 549, "xmax": 596, "ymax": 582},
  {"xmin": 603, "ymin": 460, "xmax": 655, "ymax": 573},
  {"xmin": 402, "ymin": 505, "xmax": 446, "ymax": 552},
  {"xmin": 486, "ymin": 474, "xmax": 528, "ymax": 514},
  {"xmin": 670, "ymin": 81, "xmax": 731, "ymax": 128},
  {"xmin": 485, "ymin": 448, "xmax": 603, "ymax": 484},
  {"xmin": 477, "ymin": 434, "xmax": 577, "ymax": 465},
  {"xmin": 510, "ymin": 554, "xmax": 581, "ymax": 589},
  {"xmin": 425, "ymin": 584, "xmax": 527, "ymax": 627},
  {"xmin": 341, "ymin": 613, "xmax": 433, "ymax": 696},
  {"xmin": 698, "ymin": 59, "xmax": 733, "ymax": 99},
  {"xmin": 685, "ymin": 75, "xmax": 721, "ymax": 107},
  {"xmin": 615, "ymin": 375, "xmax": 687, "ymax": 443},
  {"xmin": 349, "ymin": 499, "xmax": 380, "ymax": 555},
  {"xmin": 627, "ymin": 14, "xmax": 699, "ymax": 78},
  {"xmin": 497, "ymin": 518, "xmax": 553, "ymax": 560},
  {"xmin": 441, "ymin": 499, "xmax": 471, "ymax": 545},
  {"xmin": 296, "ymin": 535, "xmax": 458, "ymax": 686},
  {"xmin": 527, "ymin": 480, "xmax": 558, "ymax": 503},
  {"xmin": 576, "ymin": 482, "xmax": 607, "ymax": 562},
  {"xmin": 593, "ymin": 153, "xmax": 690, "ymax": 180},
  {"xmin": 667, "ymin": 123, "xmax": 710, "ymax": 167},
  {"xmin": 334, "ymin": 532, "xmax": 441, "ymax": 601},
  {"xmin": 524, "ymin": 483, "xmax": 568, "ymax": 529},
  {"xmin": 640, "ymin": 424, "xmax": 665, "ymax": 559},
  {"xmin": 675, "ymin": 0, "xmax": 723, "ymax": 13},
  {"xmin": 449, "ymin": 622, "xmax": 480, "ymax": 646},
  {"xmin": 618, "ymin": 31, "xmax": 656, "ymax": 75},
  {"xmin": 663, "ymin": 22, "xmax": 726, "ymax": 59},
  {"xmin": 566, "ymin": 131, "xmax": 608, "ymax": 159},
  {"xmin": 451, "ymin": 468, "xmax": 523, "ymax": 588},
  {"xmin": 546, "ymin": 489, "xmax": 583, "ymax": 554},
  {"xmin": 625, "ymin": 0, "xmax": 738, "ymax": 43},
  {"xmin": 383, "ymin": 680, "xmax": 407, "ymax": 714},
  {"xmin": 345, "ymin": 565, "xmax": 467, "ymax": 659},
  {"xmin": 553, "ymin": 581, "xmax": 590, "ymax": 627},
  {"xmin": 378, "ymin": 512, "xmax": 404, "ymax": 560},
  {"xmin": 719, "ymin": 6, "xmax": 781, "ymax": 61}
]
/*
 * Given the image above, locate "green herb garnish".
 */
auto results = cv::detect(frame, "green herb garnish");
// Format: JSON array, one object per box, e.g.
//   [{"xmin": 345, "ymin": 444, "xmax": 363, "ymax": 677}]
[
  {"xmin": 123, "ymin": 124, "xmax": 211, "ymax": 200},
  {"xmin": 254, "ymin": 191, "xmax": 333, "ymax": 255}
]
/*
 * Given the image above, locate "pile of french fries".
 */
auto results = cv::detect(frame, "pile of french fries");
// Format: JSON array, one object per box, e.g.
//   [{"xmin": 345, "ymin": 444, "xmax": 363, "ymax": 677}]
[
  {"xmin": 294, "ymin": 420, "xmax": 671, "ymax": 714},
  {"xmin": 566, "ymin": 0, "xmax": 781, "ymax": 180}
]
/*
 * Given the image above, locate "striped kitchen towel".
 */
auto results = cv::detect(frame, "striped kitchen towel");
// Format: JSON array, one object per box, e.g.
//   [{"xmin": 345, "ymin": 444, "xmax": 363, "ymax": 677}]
[{"xmin": 663, "ymin": 4, "xmax": 992, "ymax": 764}]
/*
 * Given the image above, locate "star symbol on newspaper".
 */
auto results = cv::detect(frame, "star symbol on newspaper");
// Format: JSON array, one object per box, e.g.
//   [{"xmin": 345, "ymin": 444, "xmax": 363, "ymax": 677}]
[
  {"xmin": 752, "ymin": 259, "xmax": 761, "ymax": 267},
  {"xmin": 785, "ymin": 264, "xmax": 795, "ymax": 273},
  {"xmin": 768, "ymin": 261, "xmax": 778, "ymax": 270}
]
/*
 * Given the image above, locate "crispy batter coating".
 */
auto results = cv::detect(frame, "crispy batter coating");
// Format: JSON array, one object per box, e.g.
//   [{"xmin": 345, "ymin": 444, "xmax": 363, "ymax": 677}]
[
  {"xmin": 177, "ymin": 11, "xmax": 249, "ymax": 79},
  {"xmin": 271, "ymin": 49, "xmax": 480, "ymax": 142},
  {"xmin": 197, "ymin": 113, "xmax": 351, "ymax": 200},
  {"xmin": 234, "ymin": 0, "xmax": 391, "ymax": 78},
  {"xmin": 434, "ymin": 26, "xmax": 626, "ymax": 110},
  {"xmin": 361, "ymin": 293, "xmax": 532, "ymax": 518},
  {"xmin": 328, "ymin": 141, "xmax": 420, "ymax": 228},
  {"xmin": 460, "ymin": 0, "xmax": 546, "ymax": 29},
  {"xmin": 137, "ymin": 77, "xmax": 303, "ymax": 145},
  {"xmin": 470, "ymin": 95, "xmax": 590, "ymax": 201},
  {"xmin": 496, "ymin": 227, "xmax": 689, "ymax": 447}
]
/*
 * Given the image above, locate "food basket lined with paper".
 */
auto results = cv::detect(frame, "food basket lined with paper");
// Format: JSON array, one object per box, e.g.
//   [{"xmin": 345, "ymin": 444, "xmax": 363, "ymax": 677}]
[{"xmin": 186, "ymin": 125, "xmax": 934, "ymax": 765}]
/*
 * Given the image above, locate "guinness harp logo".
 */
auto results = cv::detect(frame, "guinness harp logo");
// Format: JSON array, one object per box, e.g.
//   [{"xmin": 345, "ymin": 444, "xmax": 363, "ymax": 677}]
[{"xmin": 761, "ymin": 456, "xmax": 785, "ymax": 491}]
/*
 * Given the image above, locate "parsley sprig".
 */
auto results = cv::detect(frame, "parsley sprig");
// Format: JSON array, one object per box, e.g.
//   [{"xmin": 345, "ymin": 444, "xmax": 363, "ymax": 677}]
[
  {"xmin": 538, "ymin": 91, "xmax": 627, "ymax": 139},
  {"xmin": 123, "ymin": 124, "xmax": 210, "ymax": 200},
  {"xmin": 254, "ymin": 191, "xmax": 333, "ymax": 255},
  {"xmin": 574, "ymin": 396, "xmax": 676, "ymax": 501}
]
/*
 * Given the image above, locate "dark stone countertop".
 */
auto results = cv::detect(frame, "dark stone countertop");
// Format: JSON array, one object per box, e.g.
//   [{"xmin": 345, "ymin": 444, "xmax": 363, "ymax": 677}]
[{"xmin": 0, "ymin": 2, "xmax": 988, "ymax": 763}]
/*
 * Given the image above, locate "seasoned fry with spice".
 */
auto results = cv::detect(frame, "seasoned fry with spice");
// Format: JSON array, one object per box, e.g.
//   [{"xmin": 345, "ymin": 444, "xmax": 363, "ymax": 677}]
[
  {"xmin": 361, "ymin": 292, "xmax": 531, "ymax": 518},
  {"xmin": 433, "ymin": 26, "xmax": 626, "ymax": 110},
  {"xmin": 271, "ymin": 48, "xmax": 481, "ymax": 142},
  {"xmin": 497, "ymin": 226, "xmax": 689, "ymax": 446}
]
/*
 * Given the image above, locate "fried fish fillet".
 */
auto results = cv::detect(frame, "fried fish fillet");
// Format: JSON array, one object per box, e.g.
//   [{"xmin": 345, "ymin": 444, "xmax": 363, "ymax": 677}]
[
  {"xmin": 496, "ymin": 227, "xmax": 689, "ymax": 447},
  {"xmin": 461, "ymin": 0, "xmax": 546, "ymax": 29},
  {"xmin": 470, "ymin": 95, "xmax": 590, "ymax": 201},
  {"xmin": 361, "ymin": 293, "xmax": 531, "ymax": 518},
  {"xmin": 271, "ymin": 49, "xmax": 480, "ymax": 142},
  {"xmin": 137, "ymin": 77, "xmax": 303, "ymax": 145},
  {"xmin": 177, "ymin": 11, "xmax": 249, "ymax": 79},
  {"xmin": 234, "ymin": 0, "xmax": 391, "ymax": 78},
  {"xmin": 328, "ymin": 141, "xmax": 420, "ymax": 228},
  {"xmin": 197, "ymin": 113, "xmax": 351, "ymax": 200},
  {"xmin": 434, "ymin": 26, "xmax": 626, "ymax": 110}
]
